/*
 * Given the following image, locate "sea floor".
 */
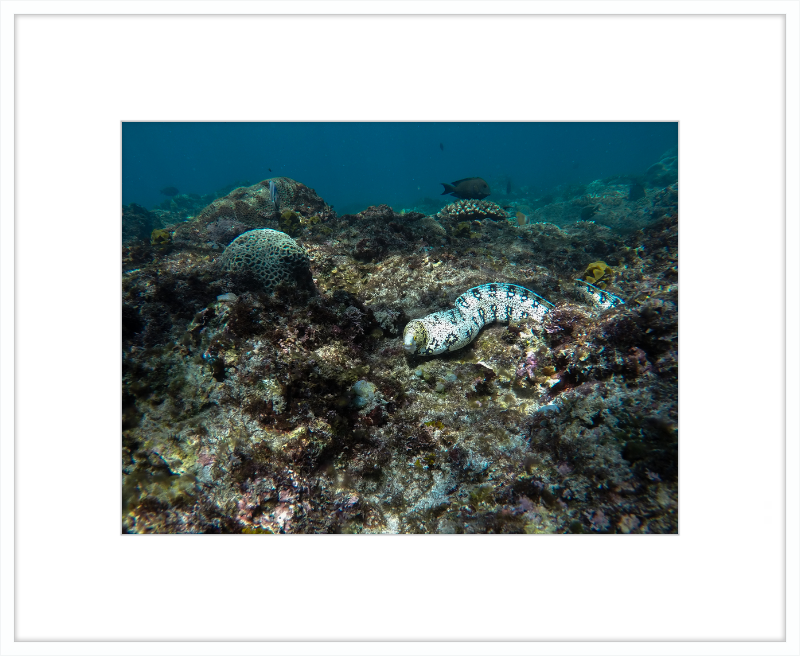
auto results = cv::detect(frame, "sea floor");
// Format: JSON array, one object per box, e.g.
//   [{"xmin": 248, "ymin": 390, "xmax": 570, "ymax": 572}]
[{"xmin": 122, "ymin": 168, "xmax": 678, "ymax": 534}]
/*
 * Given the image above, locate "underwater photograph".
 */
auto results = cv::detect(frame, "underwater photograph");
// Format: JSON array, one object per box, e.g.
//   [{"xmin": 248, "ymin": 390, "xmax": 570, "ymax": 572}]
[{"xmin": 122, "ymin": 121, "xmax": 678, "ymax": 534}]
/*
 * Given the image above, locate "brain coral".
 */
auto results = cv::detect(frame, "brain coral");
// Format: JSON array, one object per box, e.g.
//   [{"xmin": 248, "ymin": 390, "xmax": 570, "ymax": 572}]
[
  {"xmin": 220, "ymin": 229, "xmax": 312, "ymax": 290},
  {"xmin": 437, "ymin": 199, "xmax": 508, "ymax": 222}
]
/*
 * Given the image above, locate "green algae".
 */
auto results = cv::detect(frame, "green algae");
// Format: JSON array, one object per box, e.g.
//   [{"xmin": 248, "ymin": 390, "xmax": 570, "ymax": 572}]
[
  {"xmin": 452, "ymin": 222, "xmax": 478, "ymax": 239},
  {"xmin": 278, "ymin": 209, "xmax": 303, "ymax": 236},
  {"xmin": 469, "ymin": 485, "xmax": 494, "ymax": 508},
  {"xmin": 150, "ymin": 228, "xmax": 172, "ymax": 250},
  {"xmin": 581, "ymin": 260, "xmax": 614, "ymax": 288}
]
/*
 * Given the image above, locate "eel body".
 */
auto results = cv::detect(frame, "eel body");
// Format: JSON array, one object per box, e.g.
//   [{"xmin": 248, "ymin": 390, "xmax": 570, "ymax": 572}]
[
  {"xmin": 403, "ymin": 283, "xmax": 554, "ymax": 356},
  {"xmin": 403, "ymin": 280, "xmax": 625, "ymax": 356},
  {"xmin": 574, "ymin": 279, "xmax": 625, "ymax": 309}
]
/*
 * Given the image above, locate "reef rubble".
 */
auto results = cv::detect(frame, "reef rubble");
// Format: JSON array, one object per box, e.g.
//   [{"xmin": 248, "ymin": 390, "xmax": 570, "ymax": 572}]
[{"xmin": 122, "ymin": 170, "xmax": 678, "ymax": 534}]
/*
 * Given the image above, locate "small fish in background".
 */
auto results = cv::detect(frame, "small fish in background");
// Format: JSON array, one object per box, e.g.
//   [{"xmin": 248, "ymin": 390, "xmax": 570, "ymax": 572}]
[
  {"xmin": 628, "ymin": 181, "xmax": 645, "ymax": 201},
  {"xmin": 159, "ymin": 186, "xmax": 179, "ymax": 197},
  {"xmin": 581, "ymin": 205, "xmax": 600, "ymax": 220},
  {"xmin": 269, "ymin": 179, "xmax": 280, "ymax": 211},
  {"xmin": 268, "ymin": 168, "xmax": 272, "ymax": 172},
  {"xmin": 516, "ymin": 211, "xmax": 530, "ymax": 226},
  {"xmin": 440, "ymin": 177, "xmax": 491, "ymax": 200},
  {"xmin": 439, "ymin": 142, "xmax": 444, "ymax": 151},
  {"xmin": 506, "ymin": 177, "xmax": 513, "ymax": 195}
]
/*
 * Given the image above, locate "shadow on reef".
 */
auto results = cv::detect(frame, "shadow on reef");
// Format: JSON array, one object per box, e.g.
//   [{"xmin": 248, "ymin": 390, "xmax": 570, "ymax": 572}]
[{"xmin": 122, "ymin": 156, "xmax": 679, "ymax": 534}]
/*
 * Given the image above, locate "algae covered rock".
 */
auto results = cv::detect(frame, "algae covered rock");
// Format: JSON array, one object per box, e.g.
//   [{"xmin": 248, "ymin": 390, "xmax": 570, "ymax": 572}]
[
  {"xmin": 645, "ymin": 147, "xmax": 678, "ymax": 186},
  {"xmin": 198, "ymin": 177, "xmax": 334, "ymax": 229},
  {"xmin": 170, "ymin": 177, "xmax": 335, "ymax": 251},
  {"xmin": 123, "ymin": 203, "xmax": 162, "ymax": 244}
]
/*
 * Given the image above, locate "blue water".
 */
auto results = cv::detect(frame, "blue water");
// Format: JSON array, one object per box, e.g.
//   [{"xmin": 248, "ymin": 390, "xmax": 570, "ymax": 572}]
[{"xmin": 122, "ymin": 122, "xmax": 677, "ymax": 214}]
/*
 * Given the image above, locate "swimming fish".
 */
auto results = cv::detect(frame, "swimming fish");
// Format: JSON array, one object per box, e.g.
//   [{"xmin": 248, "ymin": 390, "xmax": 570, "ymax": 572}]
[
  {"xmin": 581, "ymin": 205, "xmax": 599, "ymax": 220},
  {"xmin": 516, "ymin": 211, "xmax": 529, "ymax": 226},
  {"xmin": 628, "ymin": 182, "xmax": 645, "ymax": 201},
  {"xmin": 269, "ymin": 179, "xmax": 280, "ymax": 211},
  {"xmin": 439, "ymin": 143, "xmax": 444, "ymax": 151},
  {"xmin": 159, "ymin": 186, "xmax": 179, "ymax": 196},
  {"xmin": 440, "ymin": 177, "xmax": 491, "ymax": 200}
]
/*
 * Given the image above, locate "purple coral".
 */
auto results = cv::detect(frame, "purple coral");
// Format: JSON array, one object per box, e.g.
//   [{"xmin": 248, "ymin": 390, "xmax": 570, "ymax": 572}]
[{"xmin": 516, "ymin": 351, "xmax": 538, "ymax": 379}]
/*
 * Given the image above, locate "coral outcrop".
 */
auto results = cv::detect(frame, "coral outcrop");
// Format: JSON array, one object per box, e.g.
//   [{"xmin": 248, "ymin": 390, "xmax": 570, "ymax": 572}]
[
  {"xmin": 437, "ymin": 199, "xmax": 508, "ymax": 222},
  {"xmin": 526, "ymin": 173, "xmax": 678, "ymax": 235},
  {"xmin": 644, "ymin": 147, "xmax": 678, "ymax": 187},
  {"xmin": 220, "ymin": 229, "xmax": 313, "ymax": 291},
  {"xmin": 123, "ymin": 203, "xmax": 162, "ymax": 244},
  {"xmin": 168, "ymin": 177, "xmax": 335, "ymax": 253}
]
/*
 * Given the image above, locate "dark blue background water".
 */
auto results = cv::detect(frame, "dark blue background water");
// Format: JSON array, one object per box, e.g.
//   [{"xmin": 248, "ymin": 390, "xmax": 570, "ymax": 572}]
[{"xmin": 122, "ymin": 122, "xmax": 677, "ymax": 214}]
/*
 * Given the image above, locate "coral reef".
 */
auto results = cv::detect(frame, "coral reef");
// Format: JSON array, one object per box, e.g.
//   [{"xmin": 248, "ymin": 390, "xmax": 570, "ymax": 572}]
[
  {"xmin": 437, "ymin": 199, "xmax": 508, "ymax": 223},
  {"xmin": 644, "ymin": 147, "xmax": 678, "ymax": 187},
  {"xmin": 122, "ymin": 163, "xmax": 678, "ymax": 534},
  {"xmin": 220, "ymin": 229, "xmax": 313, "ymax": 292},
  {"xmin": 527, "ymin": 173, "xmax": 677, "ymax": 234},
  {"xmin": 167, "ymin": 177, "xmax": 335, "ymax": 254},
  {"xmin": 156, "ymin": 193, "xmax": 210, "ymax": 221}
]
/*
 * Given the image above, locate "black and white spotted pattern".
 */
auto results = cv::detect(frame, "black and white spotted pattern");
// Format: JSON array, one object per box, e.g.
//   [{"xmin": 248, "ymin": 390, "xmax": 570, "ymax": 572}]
[
  {"xmin": 403, "ymin": 283, "xmax": 554, "ymax": 356},
  {"xmin": 574, "ymin": 279, "xmax": 625, "ymax": 309}
]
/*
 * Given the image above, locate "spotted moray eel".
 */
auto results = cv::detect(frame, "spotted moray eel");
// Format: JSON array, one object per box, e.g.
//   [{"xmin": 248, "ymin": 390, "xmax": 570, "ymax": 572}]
[{"xmin": 402, "ymin": 281, "xmax": 624, "ymax": 356}]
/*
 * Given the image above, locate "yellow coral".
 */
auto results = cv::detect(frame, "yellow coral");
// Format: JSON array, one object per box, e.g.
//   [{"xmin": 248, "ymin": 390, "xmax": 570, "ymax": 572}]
[
  {"xmin": 582, "ymin": 261, "xmax": 614, "ymax": 288},
  {"xmin": 150, "ymin": 228, "xmax": 172, "ymax": 249}
]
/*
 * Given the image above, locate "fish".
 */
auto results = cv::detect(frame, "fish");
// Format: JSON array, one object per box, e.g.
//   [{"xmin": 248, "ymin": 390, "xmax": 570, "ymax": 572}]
[
  {"xmin": 506, "ymin": 178, "xmax": 512, "ymax": 195},
  {"xmin": 628, "ymin": 181, "xmax": 645, "ymax": 201},
  {"xmin": 159, "ymin": 186, "xmax": 179, "ymax": 196},
  {"xmin": 439, "ymin": 143, "xmax": 444, "ymax": 151},
  {"xmin": 268, "ymin": 168, "xmax": 272, "ymax": 172},
  {"xmin": 269, "ymin": 180, "xmax": 280, "ymax": 211},
  {"xmin": 581, "ymin": 205, "xmax": 599, "ymax": 220},
  {"xmin": 516, "ymin": 211, "xmax": 529, "ymax": 226},
  {"xmin": 440, "ymin": 177, "xmax": 491, "ymax": 200}
]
